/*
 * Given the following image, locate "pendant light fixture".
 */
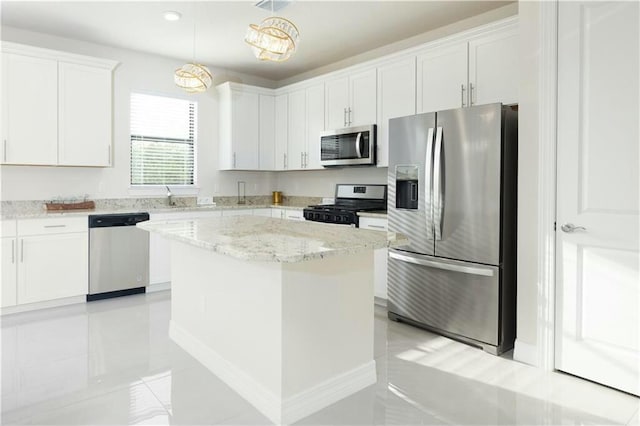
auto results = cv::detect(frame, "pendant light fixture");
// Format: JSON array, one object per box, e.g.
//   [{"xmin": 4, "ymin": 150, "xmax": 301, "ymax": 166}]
[
  {"xmin": 244, "ymin": 0, "xmax": 299, "ymax": 62},
  {"xmin": 174, "ymin": 7, "xmax": 213, "ymax": 93}
]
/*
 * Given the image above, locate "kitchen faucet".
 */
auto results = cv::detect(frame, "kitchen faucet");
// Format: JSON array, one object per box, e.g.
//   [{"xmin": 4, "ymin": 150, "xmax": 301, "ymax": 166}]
[{"xmin": 165, "ymin": 185, "xmax": 176, "ymax": 206}]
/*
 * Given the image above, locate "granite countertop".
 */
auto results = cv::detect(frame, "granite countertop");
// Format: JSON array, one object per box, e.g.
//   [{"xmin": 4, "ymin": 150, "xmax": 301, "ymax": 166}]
[
  {"xmin": 1, "ymin": 204, "xmax": 305, "ymax": 220},
  {"xmin": 137, "ymin": 216, "xmax": 407, "ymax": 263}
]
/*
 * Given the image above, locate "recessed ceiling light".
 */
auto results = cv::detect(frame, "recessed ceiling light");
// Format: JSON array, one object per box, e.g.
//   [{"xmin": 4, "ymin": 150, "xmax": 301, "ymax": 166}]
[{"xmin": 163, "ymin": 11, "xmax": 182, "ymax": 22}]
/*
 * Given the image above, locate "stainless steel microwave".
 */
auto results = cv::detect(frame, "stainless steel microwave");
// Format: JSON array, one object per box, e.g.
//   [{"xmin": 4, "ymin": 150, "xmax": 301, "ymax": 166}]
[{"xmin": 320, "ymin": 124, "xmax": 376, "ymax": 167}]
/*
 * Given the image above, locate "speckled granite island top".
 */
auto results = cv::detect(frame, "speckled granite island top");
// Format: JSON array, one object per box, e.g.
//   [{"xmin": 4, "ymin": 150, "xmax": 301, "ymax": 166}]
[{"xmin": 138, "ymin": 216, "xmax": 407, "ymax": 263}]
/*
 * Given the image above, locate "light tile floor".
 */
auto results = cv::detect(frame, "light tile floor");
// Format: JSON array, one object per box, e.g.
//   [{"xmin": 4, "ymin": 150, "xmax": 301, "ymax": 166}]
[{"xmin": 1, "ymin": 291, "xmax": 638, "ymax": 425}]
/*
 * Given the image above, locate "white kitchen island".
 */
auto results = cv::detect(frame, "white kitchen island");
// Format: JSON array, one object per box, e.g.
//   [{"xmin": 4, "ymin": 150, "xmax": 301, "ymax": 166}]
[{"xmin": 138, "ymin": 216, "xmax": 407, "ymax": 424}]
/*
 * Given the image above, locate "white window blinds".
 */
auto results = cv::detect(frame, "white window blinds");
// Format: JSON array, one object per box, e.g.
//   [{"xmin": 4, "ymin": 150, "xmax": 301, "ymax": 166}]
[{"xmin": 130, "ymin": 93, "xmax": 196, "ymax": 185}]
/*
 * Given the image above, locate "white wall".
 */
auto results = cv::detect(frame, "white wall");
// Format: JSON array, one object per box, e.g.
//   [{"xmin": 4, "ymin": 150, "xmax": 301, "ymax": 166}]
[{"xmin": 0, "ymin": 26, "xmax": 278, "ymax": 201}]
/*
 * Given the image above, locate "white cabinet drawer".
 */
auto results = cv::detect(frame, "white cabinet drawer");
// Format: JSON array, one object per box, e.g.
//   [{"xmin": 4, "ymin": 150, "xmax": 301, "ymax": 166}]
[
  {"xmin": 1, "ymin": 220, "xmax": 17, "ymax": 237},
  {"xmin": 359, "ymin": 217, "xmax": 388, "ymax": 231},
  {"xmin": 18, "ymin": 217, "xmax": 88, "ymax": 236},
  {"xmin": 283, "ymin": 209, "xmax": 305, "ymax": 221}
]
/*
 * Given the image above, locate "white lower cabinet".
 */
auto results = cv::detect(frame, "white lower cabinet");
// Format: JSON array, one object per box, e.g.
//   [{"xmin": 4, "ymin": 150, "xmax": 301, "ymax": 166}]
[
  {"xmin": 221, "ymin": 209, "xmax": 253, "ymax": 217},
  {"xmin": 253, "ymin": 208, "xmax": 273, "ymax": 217},
  {"xmin": 359, "ymin": 216, "xmax": 389, "ymax": 301},
  {"xmin": 272, "ymin": 208, "xmax": 305, "ymax": 221},
  {"xmin": 17, "ymin": 233, "xmax": 88, "ymax": 304},
  {"xmin": 5, "ymin": 217, "xmax": 89, "ymax": 306},
  {"xmin": 2, "ymin": 237, "xmax": 17, "ymax": 307}
]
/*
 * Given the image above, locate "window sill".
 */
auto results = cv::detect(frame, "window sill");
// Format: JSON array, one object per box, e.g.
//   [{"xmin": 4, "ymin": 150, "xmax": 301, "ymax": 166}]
[{"xmin": 128, "ymin": 185, "xmax": 200, "ymax": 197}]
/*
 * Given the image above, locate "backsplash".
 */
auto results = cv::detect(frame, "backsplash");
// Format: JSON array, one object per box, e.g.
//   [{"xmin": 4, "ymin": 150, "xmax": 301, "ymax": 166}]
[{"xmin": 0, "ymin": 196, "xmax": 323, "ymax": 218}]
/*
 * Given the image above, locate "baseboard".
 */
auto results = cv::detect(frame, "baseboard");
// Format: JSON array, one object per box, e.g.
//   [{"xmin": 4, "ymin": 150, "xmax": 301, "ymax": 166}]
[
  {"xmin": 513, "ymin": 338, "xmax": 539, "ymax": 367},
  {"xmin": 282, "ymin": 360, "xmax": 376, "ymax": 424},
  {"xmin": 169, "ymin": 321, "xmax": 281, "ymax": 421},
  {"xmin": 374, "ymin": 296, "xmax": 387, "ymax": 307},
  {"xmin": 0, "ymin": 295, "xmax": 85, "ymax": 316},
  {"xmin": 146, "ymin": 282, "xmax": 171, "ymax": 293},
  {"xmin": 170, "ymin": 320, "xmax": 377, "ymax": 424}
]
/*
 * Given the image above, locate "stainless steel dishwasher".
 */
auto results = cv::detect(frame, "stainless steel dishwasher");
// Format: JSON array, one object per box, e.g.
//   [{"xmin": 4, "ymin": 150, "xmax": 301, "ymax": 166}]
[{"xmin": 88, "ymin": 212, "xmax": 150, "ymax": 301}]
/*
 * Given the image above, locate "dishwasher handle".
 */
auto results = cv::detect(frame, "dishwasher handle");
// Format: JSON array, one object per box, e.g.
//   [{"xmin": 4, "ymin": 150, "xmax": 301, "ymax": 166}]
[{"xmin": 89, "ymin": 213, "xmax": 150, "ymax": 228}]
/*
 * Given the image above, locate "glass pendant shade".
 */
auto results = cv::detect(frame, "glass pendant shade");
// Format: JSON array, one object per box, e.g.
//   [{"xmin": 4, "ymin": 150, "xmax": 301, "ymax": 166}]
[
  {"xmin": 245, "ymin": 16, "xmax": 299, "ymax": 62},
  {"xmin": 174, "ymin": 63, "xmax": 213, "ymax": 93}
]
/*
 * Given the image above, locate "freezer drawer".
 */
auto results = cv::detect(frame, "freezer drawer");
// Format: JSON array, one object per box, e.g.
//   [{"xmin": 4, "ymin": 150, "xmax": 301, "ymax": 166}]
[{"xmin": 387, "ymin": 249, "xmax": 500, "ymax": 346}]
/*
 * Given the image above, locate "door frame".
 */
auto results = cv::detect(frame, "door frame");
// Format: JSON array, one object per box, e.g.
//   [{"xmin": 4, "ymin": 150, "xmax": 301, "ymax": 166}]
[
  {"xmin": 536, "ymin": 0, "xmax": 558, "ymax": 371},
  {"xmin": 513, "ymin": 1, "xmax": 559, "ymax": 371}
]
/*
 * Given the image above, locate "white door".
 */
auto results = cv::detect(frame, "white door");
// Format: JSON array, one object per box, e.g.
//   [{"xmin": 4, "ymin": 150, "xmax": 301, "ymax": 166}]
[
  {"xmin": 58, "ymin": 62, "xmax": 112, "ymax": 166},
  {"xmin": 556, "ymin": 1, "xmax": 639, "ymax": 396},
  {"xmin": 416, "ymin": 43, "xmax": 468, "ymax": 114}
]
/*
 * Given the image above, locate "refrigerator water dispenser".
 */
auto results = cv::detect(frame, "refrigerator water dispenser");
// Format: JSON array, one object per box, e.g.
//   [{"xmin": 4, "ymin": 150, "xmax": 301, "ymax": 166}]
[{"xmin": 395, "ymin": 165, "xmax": 419, "ymax": 209}]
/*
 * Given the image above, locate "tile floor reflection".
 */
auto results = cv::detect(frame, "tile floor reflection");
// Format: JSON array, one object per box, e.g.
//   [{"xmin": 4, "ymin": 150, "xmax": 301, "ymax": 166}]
[{"xmin": 1, "ymin": 291, "xmax": 638, "ymax": 425}]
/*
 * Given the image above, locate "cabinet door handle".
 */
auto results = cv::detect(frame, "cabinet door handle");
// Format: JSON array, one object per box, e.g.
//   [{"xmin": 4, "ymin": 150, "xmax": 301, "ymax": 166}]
[
  {"xmin": 3, "ymin": 139, "xmax": 6, "ymax": 162},
  {"xmin": 469, "ymin": 83, "xmax": 475, "ymax": 106},
  {"xmin": 11, "ymin": 240, "xmax": 15, "ymax": 264},
  {"xmin": 233, "ymin": 152, "xmax": 237, "ymax": 168},
  {"xmin": 367, "ymin": 224, "xmax": 386, "ymax": 229},
  {"xmin": 300, "ymin": 152, "xmax": 304, "ymax": 168},
  {"xmin": 44, "ymin": 224, "xmax": 67, "ymax": 228},
  {"xmin": 344, "ymin": 107, "xmax": 348, "ymax": 127},
  {"xmin": 348, "ymin": 107, "xmax": 352, "ymax": 126},
  {"xmin": 284, "ymin": 153, "xmax": 287, "ymax": 169},
  {"xmin": 304, "ymin": 152, "xmax": 308, "ymax": 168},
  {"xmin": 461, "ymin": 84, "xmax": 466, "ymax": 107},
  {"xmin": 20, "ymin": 239, "xmax": 24, "ymax": 263},
  {"xmin": 107, "ymin": 144, "xmax": 111, "ymax": 165}
]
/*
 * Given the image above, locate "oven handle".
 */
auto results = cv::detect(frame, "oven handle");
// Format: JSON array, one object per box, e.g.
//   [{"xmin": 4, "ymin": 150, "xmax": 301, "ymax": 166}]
[{"xmin": 355, "ymin": 132, "xmax": 362, "ymax": 158}]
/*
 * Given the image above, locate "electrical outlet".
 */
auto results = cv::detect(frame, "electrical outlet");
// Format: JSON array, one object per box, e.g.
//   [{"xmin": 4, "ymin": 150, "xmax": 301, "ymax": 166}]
[
  {"xmin": 322, "ymin": 198, "xmax": 335, "ymax": 205},
  {"xmin": 197, "ymin": 196, "xmax": 214, "ymax": 205}
]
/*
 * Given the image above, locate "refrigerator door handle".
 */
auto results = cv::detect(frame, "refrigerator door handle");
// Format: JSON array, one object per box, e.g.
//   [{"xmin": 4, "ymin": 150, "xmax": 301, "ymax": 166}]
[
  {"xmin": 389, "ymin": 250, "xmax": 495, "ymax": 277},
  {"xmin": 355, "ymin": 132, "xmax": 362, "ymax": 158},
  {"xmin": 433, "ymin": 126, "xmax": 444, "ymax": 240},
  {"xmin": 425, "ymin": 127, "xmax": 435, "ymax": 241}
]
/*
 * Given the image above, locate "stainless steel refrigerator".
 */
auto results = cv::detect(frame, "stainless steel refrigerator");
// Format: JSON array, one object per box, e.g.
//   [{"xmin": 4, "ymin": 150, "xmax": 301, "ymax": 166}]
[{"xmin": 387, "ymin": 103, "xmax": 517, "ymax": 355}]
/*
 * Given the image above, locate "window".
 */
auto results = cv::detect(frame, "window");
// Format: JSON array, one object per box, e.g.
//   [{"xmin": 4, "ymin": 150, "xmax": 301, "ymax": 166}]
[{"xmin": 130, "ymin": 93, "xmax": 197, "ymax": 185}]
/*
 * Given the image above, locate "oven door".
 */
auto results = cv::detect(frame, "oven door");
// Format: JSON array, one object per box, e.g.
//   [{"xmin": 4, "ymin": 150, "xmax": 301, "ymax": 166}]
[{"xmin": 320, "ymin": 125, "xmax": 376, "ymax": 166}]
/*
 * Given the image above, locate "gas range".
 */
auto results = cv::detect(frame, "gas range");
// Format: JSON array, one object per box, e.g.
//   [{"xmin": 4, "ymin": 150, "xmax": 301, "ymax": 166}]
[{"xmin": 303, "ymin": 184, "xmax": 387, "ymax": 227}]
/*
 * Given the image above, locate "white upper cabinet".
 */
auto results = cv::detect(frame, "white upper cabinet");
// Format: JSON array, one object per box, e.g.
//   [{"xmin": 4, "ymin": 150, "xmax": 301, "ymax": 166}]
[
  {"xmin": 218, "ymin": 82, "xmax": 261, "ymax": 170},
  {"xmin": 274, "ymin": 94, "xmax": 288, "ymax": 171},
  {"xmin": 417, "ymin": 21, "xmax": 518, "ymax": 113},
  {"xmin": 417, "ymin": 43, "xmax": 468, "ymax": 113},
  {"xmin": 468, "ymin": 27, "xmax": 519, "ymax": 106},
  {"xmin": 259, "ymin": 94, "xmax": 275, "ymax": 170},
  {"xmin": 58, "ymin": 62, "xmax": 112, "ymax": 166},
  {"xmin": 377, "ymin": 57, "xmax": 417, "ymax": 167},
  {"xmin": 1, "ymin": 43, "xmax": 117, "ymax": 167},
  {"xmin": 305, "ymin": 83, "xmax": 325, "ymax": 170},
  {"xmin": 2, "ymin": 53, "xmax": 58, "ymax": 165},
  {"xmin": 287, "ymin": 88, "xmax": 306, "ymax": 170},
  {"xmin": 325, "ymin": 68, "xmax": 377, "ymax": 129}
]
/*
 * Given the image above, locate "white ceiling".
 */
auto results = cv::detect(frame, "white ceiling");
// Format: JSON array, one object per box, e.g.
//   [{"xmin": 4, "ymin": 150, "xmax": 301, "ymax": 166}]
[{"xmin": 1, "ymin": 1, "xmax": 513, "ymax": 82}]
